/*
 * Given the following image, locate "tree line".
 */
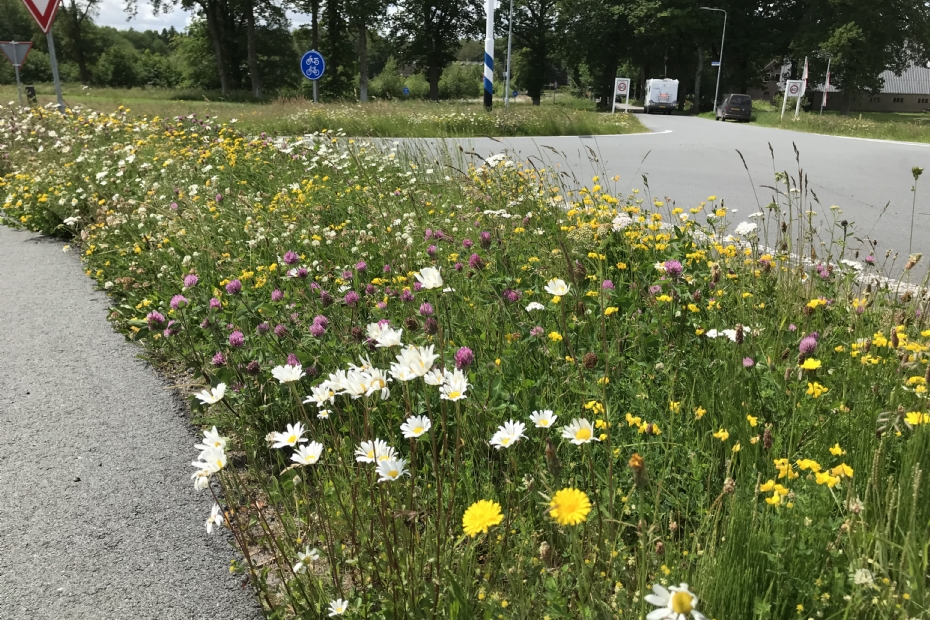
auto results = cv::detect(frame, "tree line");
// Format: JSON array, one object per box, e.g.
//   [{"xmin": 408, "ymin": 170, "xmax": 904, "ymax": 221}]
[{"xmin": 2, "ymin": 0, "xmax": 929, "ymax": 112}]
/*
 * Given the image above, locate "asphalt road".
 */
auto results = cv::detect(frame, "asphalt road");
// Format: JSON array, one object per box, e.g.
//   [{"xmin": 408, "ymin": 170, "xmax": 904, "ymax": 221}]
[
  {"xmin": 0, "ymin": 225, "xmax": 262, "ymax": 619},
  {"xmin": 454, "ymin": 114, "xmax": 930, "ymax": 261}
]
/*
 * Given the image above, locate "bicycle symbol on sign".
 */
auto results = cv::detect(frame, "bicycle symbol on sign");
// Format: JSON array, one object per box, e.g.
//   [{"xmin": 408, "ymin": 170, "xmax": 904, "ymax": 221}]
[{"xmin": 300, "ymin": 50, "xmax": 326, "ymax": 81}]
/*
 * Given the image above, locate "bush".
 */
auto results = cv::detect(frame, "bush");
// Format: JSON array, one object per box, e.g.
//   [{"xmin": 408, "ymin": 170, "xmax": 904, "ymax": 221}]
[
  {"xmin": 95, "ymin": 46, "xmax": 142, "ymax": 88},
  {"xmin": 439, "ymin": 62, "xmax": 481, "ymax": 99},
  {"xmin": 404, "ymin": 73, "xmax": 430, "ymax": 99},
  {"xmin": 368, "ymin": 56, "xmax": 405, "ymax": 100}
]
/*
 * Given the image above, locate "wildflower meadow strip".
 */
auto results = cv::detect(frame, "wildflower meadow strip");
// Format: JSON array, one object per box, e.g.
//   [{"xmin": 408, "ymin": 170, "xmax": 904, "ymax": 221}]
[{"xmin": 2, "ymin": 101, "xmax": 929, "ymax": 619}]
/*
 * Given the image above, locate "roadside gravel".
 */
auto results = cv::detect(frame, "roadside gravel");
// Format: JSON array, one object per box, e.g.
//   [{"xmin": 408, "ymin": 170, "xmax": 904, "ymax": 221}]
[{"xmin": 0, "ymin": 225, "xmax": 262, "ymax": 620}]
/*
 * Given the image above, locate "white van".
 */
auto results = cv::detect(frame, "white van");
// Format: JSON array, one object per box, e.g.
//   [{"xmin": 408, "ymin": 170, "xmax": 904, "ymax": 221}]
[{"xmin": 644, "ymin": 79, "xmax": 679, "ymax": 114}]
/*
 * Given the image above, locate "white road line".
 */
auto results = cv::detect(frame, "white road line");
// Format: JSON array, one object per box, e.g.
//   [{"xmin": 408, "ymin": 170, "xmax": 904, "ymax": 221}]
[{"xmin": 830, "ymin": 134, "xmax": 930, "ymax": 148}]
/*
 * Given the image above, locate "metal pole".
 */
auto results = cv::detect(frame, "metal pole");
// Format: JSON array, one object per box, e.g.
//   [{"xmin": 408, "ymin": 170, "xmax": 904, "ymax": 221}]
[
  {"xmin": 45, "ymin": 31, "xmax": 65, "ymax": 113},
  {"xmin": 820, "ymin": 56, "xmax": 830, "ymax": 116},
  {"xmin": 483, "ymin": 0, "xmax": 495, "ymax": 110},
  {"xmin": 713, "ymin": 12, "xmax": 726, "ymax": 112},
  {"xmin": 504, "ymin": 0, "xmax": 513, "ymax": 107},
  {"xmin": 14, "ymin": 64, "xmax": 23, "ymax": 106},
  {"xmin": 313, "ymin": 80, "xmax": 318, "ymax": 104},
  {"xmin": 700, "ymin": 7, "xmax": 725, "ymax": 113}
]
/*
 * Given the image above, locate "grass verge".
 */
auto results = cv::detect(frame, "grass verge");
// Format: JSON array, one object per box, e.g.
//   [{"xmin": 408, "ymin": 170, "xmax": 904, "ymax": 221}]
[
  {"xmin": 3, "ymin": 102, "xmax": 930, "ymax": 619},
  {"xmin": 0, "ymin": 84, "xmax": 644, "ymax": 137},
  {"xmin": 701, "ymin": 102, "xmax": 930, "ymax": 142}
]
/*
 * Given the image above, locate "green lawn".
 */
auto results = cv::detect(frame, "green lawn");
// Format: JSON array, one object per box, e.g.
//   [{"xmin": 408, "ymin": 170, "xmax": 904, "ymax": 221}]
[
  {"xmin": 0, "ymin": 83, "xmax": 645, "ymax": 137},
  {"xmin": 699, "ymin": 101, "xmax": 930, "ymax": 142}
]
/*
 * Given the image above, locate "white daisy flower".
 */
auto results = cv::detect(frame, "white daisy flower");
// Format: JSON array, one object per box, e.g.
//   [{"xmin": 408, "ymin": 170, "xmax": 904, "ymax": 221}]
[
  {"xmin": 645, "ymin": 583, "xmax": 706, "ymax": 620},
  {"xmin": 561, "ymin": 418, "xmax": 600, "ymax": 445},
  {"xmin": 355, "ymin": 439, "xmax": 395, "ymax": 463},
  {"xmin": 293, "ymin": 546, "xmax": 320, "ymax": 573},
  {"xmin": 415, "ymin": 266, "xmax": 443, "ymax": 289},
  {"xmin": 194, "ymin": 383, "xmax": 226, "ymax": 405},
  {"xmin": 195, "ymin": 426, "xmax": 227, "ymax": 451},
  {"xmin": 439, "ymin": 368, "xmax": 469, "ymax": 401},
  {"xmin": 489, "ymin": 420, "xmax": 527, "ymax": 450},
  {"xmin": 376, "ymin": 457, "xmax": 409, "ymax": 482},
  {"xmin": 328, "ymin": 598, "xmax": 349, "ymax": 616},
  {"xmin": 530, "ymin": 409, "xmax": 557, "ymax": 428},
  {"xmin": 192, "ymin": 446, "xmax": 227, "ymax": 473},
  {"xmin": 205, "ymin": 503, "xmax": 225, "ymax": 534},
  {"xmin": 400, "ymin": 415, "xmax": 432, "ymax": 439},
  {"xmin": 543, "ymin": 278, "xmax": 570, "ymax": 296},
  {"xmin": 272, "ymin": 364, "xmax": 305, "ymax": 383},
  {"xmin": 424, "ymin": 368, "xmax": 446, "ymax": 386},
  {"xmin": 271, "ymin": 422, "xmax": 309, "ymax": 449},
  {"xmin": 291, "ymin": 441, "xmax": 324, "ymax": 465}
]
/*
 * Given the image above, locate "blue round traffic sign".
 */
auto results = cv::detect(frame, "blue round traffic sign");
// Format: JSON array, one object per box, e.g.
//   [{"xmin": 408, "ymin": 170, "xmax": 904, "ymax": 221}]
[
  {"xmin": 403, "ymin": 87, "xmax": 410, "ymax": 96},
  {"xmin": 512, "ymin": 90, "xmax": 518, "ymax": 97},
  {"xmin": 300, "ymin": 50, "xmax": 325, "ymax": 81}
]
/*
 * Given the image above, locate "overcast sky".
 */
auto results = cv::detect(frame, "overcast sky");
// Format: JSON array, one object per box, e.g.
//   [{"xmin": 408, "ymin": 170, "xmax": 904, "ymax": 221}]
[{"xmin": 95, "ymin": 0, "xmax": 314, "ymax": 32}]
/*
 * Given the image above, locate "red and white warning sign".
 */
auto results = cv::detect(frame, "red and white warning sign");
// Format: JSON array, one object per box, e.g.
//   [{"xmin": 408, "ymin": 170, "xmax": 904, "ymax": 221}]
[
  {"xmin": 21, "ymin": 0, "xmax": 61, "ymax": 33},
  {"xmin": 0, "ymin": 41, "xmax": 32, "ymax": 67}
]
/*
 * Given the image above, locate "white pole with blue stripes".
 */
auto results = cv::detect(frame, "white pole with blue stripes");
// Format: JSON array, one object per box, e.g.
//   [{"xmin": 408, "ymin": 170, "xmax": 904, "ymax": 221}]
[{"xmin": 484, "ymin": 0, "xmax": 495, "ymax": 110}]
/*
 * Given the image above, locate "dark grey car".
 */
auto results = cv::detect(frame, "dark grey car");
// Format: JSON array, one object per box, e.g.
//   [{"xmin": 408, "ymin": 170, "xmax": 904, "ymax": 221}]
[{"xmin": 715, "ymin": 94, "xmax": 752, "ymax": 122}]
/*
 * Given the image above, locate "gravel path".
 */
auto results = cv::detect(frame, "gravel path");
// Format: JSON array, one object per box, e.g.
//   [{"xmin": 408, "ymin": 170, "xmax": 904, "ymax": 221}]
[{"xmin": 0, "ymin": 225, "xmax": 262, "ymax": 619}]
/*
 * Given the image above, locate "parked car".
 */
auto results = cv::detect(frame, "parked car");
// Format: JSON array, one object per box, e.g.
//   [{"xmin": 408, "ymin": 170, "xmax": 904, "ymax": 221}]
[
  {"xmin": 715, "ymin": 94, "xmax": 752, "ymax": 122},
  {"xmin": 644, "ymin": 79, "xmax": 679, "ymax": 114}
]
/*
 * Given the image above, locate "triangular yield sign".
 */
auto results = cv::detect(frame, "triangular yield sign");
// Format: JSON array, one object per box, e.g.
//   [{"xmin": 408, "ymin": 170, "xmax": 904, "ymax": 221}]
[
  {"xmin": 0, "ymin": 41, "xmax": 33, "ymax": 67},
  {"xmin": 21, "ymin": 0, "xmax": 61, "ymax": 33}
]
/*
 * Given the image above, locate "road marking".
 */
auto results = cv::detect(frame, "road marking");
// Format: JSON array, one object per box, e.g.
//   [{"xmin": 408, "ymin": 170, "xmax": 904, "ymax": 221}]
[{"xmin": 830, "ymin": 134, "xmax": 930, "ymax": 148}]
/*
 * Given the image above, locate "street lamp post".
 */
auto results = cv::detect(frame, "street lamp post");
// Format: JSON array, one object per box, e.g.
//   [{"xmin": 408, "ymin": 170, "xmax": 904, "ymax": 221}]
[{"xmin": 700, "ymin": 6, "xmax": 726, "ymax": 114}]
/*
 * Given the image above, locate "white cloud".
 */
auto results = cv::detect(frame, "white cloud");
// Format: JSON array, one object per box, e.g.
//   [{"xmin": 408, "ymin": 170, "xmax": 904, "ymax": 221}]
[{"xmin": 95, "ymin": 0, "xmax": 192, "ymax": 31}]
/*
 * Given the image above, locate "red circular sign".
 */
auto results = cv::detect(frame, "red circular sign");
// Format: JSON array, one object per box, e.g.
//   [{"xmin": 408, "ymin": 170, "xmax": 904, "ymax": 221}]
[
  {"xmin": 617, "ymin": 82, "xmax": 627, "ymax": 93},
  {"xmin": 788, "ymin": 83, "xmax": 800, "ymax": 95}
]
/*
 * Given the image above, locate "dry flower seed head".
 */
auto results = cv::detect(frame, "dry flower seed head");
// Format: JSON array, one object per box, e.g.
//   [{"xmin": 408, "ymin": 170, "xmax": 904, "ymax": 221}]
[
  {"xmin": 539, "ymin": 541, "xmax": 552, "ymax": 566},
  {"xmin": 655, "ymin": 541, "xmax": 665, "ymax": 555},
  {"xmin": 723, "ymin": 477, "xmax": 736, "ymax": 494},
  {"xmin": 735, "ymin": 324, "xmax": 744, "ymax": 345},
  {"xmin": 891, "ymin": 330, "xmax": 899, "ymax": 349},
  {"xmin": 545, "ymin": 438, "xmax": 561, "ymax": 479},
  {"xmin": 583, "ymin": 352, "xmax": 598, "ymax": 369},
  {"xmin": 763, "ymin": 427, "xmax": 773, "ymax": 451},
  {"xmin": 904, "ymin": 253, "xmax": 922, "ymax": 271},
  {"xmin": 575, "ymin": 301, "xmax": 586, "ymax": 316},
  {"xmin": 404, "ymin": 316, "xmax": 419, "ymax": 331}
]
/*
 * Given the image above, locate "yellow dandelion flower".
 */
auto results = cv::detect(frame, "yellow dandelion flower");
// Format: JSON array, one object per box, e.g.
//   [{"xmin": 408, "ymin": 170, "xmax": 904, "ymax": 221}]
[
  {"xmin": 799, "ymin": 358, "xmax": 822, "ymax": 371},
  {"xmin": 462, "ymin": 500, "xmax": 504, "ymax": 537},
  {"xmin": 549, "ymin": 488, "xmax": 592, "ymax": 526}
]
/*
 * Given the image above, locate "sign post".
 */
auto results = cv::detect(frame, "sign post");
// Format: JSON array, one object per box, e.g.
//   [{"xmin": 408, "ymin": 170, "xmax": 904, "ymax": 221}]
[
  {"xmin": 0, "ymin": 41, "xmax": 32, "ymax": 106},
  {"xmin": 820, "ymin": 57, "xmax": 831, "ymax": 116},
  {"xmin": 612, "ymin": 78, "xmax": 631, "ymax": 113},
  {"xmin": 300, "ymin": 50, "xmax": 326, "ymax": 103},
  {"xmin": 19, "ymin": 0, "xmax": 64, "ymax": 112},
  {"xmin": 795, "ymin": 57, "xmax": 808, "ymax": 119},
  {"xmin": 483, "ymin": 0, "xmax": 494, "ymax": 110},
  {"xmin": 782, "ymin": 79, "xmax": 803, "ymax": 120}
]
